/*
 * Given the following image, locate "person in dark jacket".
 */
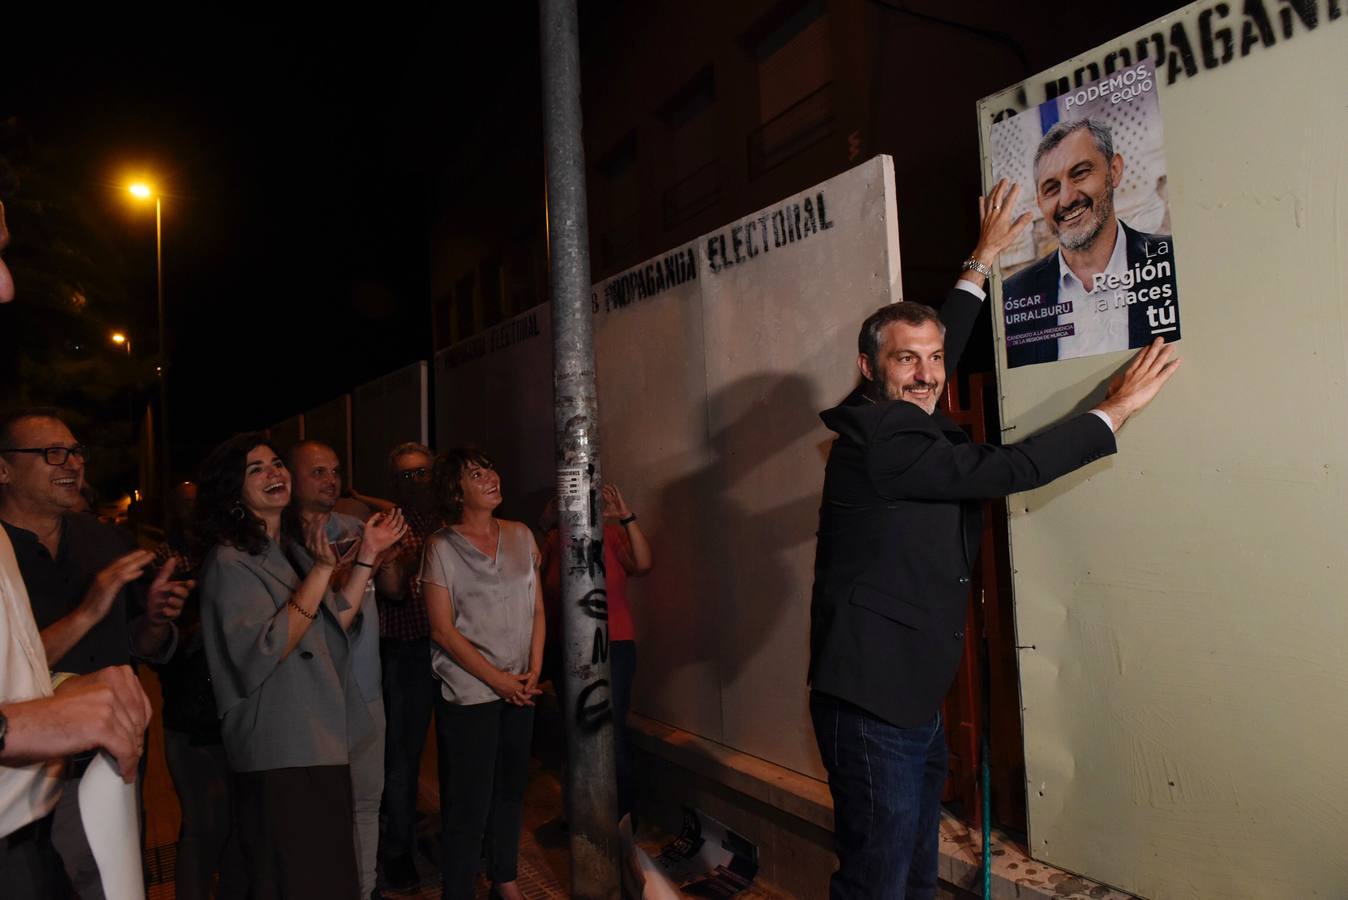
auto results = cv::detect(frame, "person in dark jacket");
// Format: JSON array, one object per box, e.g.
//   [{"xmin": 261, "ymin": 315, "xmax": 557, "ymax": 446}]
[
  {"xmin": 807, "ymin": 179, "xmax": 1181, "ymax": 899},
  {"xmin": 150, "ymin": 481, "xmax": 245, "ymax": 900}
]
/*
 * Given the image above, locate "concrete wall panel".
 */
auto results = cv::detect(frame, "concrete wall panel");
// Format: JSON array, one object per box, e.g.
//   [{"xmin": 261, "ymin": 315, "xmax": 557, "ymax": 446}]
[
  {"xmin": 433, "ymin": 157, "xmax": 903, "ymax": 778},
  {"xmin": 303, "ymin": 395, "xmax": 351, "ymax": 474},
  {"xmin": 697, "ymin": 159, "xmax": 900, "ymax": 776},
  {"xmin": 434, "ymin": 309, "xmax": 554, "ymax": 525},
  {"xmin": 592, "ymin": 241, "xmax": 724, "ymax": 745},
  {"xmin": 351, "ymin": 361, "xmax": 428, "ymax": 496}
]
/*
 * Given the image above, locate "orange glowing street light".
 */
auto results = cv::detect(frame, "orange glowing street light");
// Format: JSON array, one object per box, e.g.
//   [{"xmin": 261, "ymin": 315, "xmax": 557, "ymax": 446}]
[{"xmin": 111, "ymin": 331, "xmax": 131, "ymax": 354}]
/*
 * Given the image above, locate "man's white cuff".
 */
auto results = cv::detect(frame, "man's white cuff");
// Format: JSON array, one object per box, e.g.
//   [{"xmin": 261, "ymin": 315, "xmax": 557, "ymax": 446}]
[
  {"xmin": 1089, "ymin": 409, "xmax": 1116, "ymax": 432},
  {"xmin": 954, "ymin": 279, "xmax": 987, "ymax": 301}
]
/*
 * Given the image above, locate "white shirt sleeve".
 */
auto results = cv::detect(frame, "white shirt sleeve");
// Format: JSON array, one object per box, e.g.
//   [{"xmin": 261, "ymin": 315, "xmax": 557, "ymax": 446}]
[
  {"xmin": 954, "ymin": 279, "xmax": 987, "ymax": 301},
  {"xmin": 1089, "ymin": 409, "xmax": 1117, "ymax": 432},
  {"xmin": 0, "ymin": 530, "xmax": 62, "ymax": 839}
]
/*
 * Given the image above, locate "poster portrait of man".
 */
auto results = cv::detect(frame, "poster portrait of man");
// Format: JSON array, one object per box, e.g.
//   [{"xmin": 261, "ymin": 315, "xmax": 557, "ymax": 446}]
[{"xmin": 990, "ymin": 60, "xmax": 1181, "ymax": 368}]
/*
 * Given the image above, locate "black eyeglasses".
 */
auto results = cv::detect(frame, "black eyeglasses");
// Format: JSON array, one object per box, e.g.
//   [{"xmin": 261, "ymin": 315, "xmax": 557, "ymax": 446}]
[
  {"xmin": 0, "ymin": 445, "xmax": 90, "ymax": 465},
  {"xmin": 396, "ymin": 467, "xmax": 430, "ymax": 482}
]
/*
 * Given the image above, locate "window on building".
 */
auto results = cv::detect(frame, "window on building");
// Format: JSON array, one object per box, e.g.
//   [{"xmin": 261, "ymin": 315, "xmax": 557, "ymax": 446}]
[
  {"xmin": 656, "ymin": 66, "xmax": 716, "ymax": 130},
  {"xmin": 742, "ymin": 0, "xmax": 835, "ymax": 178},
  {"xmin": 453, "ymin": 271, "xmax": 476, "ymax": 343},
  {"xmin": 504, "ymin": 238, "xmax": 538, "ymax": 317},
  {"xmin": 481, "ymin": 256, "xmax": 504, "ymax": 328},
  {"xmin": 659, "ymin": 67, "xmax": 721, "ymax": 230},
  {"xmin": 434, "ymin": 289, "xmax": 453, "ymax": 349},
  {"xmin": 596, "ymin": 130, "xmax": 640, "ymax": 271}
]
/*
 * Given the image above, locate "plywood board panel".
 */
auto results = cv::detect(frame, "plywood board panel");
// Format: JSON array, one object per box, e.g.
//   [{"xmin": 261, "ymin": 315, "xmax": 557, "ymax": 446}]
[
  {"xmin": 592, "ymin": 241, "xmax": 724, "ymax": 746},
  {"xmin": 698, "ymin": 158, "xmax": 901, "ymax": 777},
  {"xmin": 267, "ymin": 415, "xmax": 303, "ymax": 452},
  {"xmin": 351, "ymin": 361, "xmax": 427, "ymax": 497},
  {"xmin": 977, "ymin": 5, "xmax": 1348, "ymax": 897},
  {"xmin": 434, "ymin": 309, "xmax": 554, "ymax": 525},
  {"xmin": 303, "ymin": 395, "xmax": 351, "ymax": 474},
  {"xmin": 431, "ymin": 158, "xmax": 904, "ymax": 780}
]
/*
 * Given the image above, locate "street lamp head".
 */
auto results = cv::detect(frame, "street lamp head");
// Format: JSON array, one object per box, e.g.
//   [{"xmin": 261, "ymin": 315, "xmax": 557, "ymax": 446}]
[
  {"xmin": 111, "ymin": 332, "xmax": 127, "ymax": 345},
  {"xmin": 129, "ymin": 183, "xmax": 154, "ymax": 200}
]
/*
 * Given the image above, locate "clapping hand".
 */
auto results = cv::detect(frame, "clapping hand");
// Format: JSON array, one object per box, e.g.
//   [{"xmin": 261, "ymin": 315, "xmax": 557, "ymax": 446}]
[
  {"xmin": 357, "ymin": 509, "xmax": 408, "ymax": 564},
  {"xmin": 303, "ymin": 514, "xmax": 342, "ymax": 570},
  {"xmin": 80, "ymin": 551, "xmax": 155, "ymax": 623},
  {"xmin": 146, "ymin": 555, "xmax": 194, "ymax": 626}
]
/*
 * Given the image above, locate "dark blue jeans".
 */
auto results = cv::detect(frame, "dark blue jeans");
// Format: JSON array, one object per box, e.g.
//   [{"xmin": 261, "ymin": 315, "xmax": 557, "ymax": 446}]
[
  {"xmin": 810, "ymin": 691, "xmax": 947, "ymax": 900},
  {"xmin": 379, "ymin": 637, "xmax": 439, "ymax": 860}
]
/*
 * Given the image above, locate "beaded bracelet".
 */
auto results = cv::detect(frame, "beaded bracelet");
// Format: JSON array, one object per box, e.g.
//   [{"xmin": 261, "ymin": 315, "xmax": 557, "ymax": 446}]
[{"xmin": 288, "ymin": 598, "xmax": 317, "ymax": 621}]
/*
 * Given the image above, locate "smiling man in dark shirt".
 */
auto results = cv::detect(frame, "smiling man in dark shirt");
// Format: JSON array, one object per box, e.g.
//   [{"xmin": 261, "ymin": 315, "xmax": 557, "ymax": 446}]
[{"xmin": 0, "ymin": 408, "xmax": 190, "ymax": 898}]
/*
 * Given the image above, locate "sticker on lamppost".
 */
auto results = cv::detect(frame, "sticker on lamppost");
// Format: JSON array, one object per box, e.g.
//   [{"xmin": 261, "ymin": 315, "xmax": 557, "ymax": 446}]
[
  {"xmin": 989, "ymin": 59, "xmax": 1181, "ymax": 369},
  {"xmin": 558, "ymin": 466, "xmax": 588, "ymax": 529}
]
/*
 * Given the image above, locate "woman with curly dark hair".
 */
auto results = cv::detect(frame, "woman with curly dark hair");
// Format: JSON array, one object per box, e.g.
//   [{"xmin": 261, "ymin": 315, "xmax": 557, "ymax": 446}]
[
  {"xmin": 422, "ymin": 448, "xmax": 544, "ymax": 900},
  {"xmin": 195, "ymin": 433, "xmax": 405, "ymax": 899}
]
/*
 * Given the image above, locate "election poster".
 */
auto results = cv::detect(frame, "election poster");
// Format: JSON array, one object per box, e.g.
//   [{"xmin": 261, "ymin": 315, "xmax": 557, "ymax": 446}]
[{"xmin": 989, "ymin": 60, "xmax": 1181, "ymax": 368}]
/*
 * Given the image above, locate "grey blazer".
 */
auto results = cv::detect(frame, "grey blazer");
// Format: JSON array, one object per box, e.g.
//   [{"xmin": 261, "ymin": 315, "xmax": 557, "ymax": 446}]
[{"xmin": 200, "ymin": 540, "xmax": 371, "ymax": 772}]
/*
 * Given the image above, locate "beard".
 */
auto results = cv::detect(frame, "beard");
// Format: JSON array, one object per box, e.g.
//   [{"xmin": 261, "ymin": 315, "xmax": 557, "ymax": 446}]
[
  {"xmin": 1054, "ymin": 179, "xmax": 1116, "ymax": 252},
  {"xmin": 869, "ymin": 375, "xmax": 939, "ymax": 412}
]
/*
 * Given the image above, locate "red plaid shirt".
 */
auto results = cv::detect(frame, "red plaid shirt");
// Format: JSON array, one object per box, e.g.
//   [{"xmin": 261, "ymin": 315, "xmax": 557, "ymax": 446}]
[{"xmin": 378, "ymin": 506, "xmax": 442, "ymax": 640}]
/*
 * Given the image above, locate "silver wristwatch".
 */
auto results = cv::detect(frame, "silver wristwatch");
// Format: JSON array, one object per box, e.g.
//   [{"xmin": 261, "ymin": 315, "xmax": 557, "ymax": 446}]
[{"xmin": 960, "ymin": 258, "xmax": 993, "ymax": 278}]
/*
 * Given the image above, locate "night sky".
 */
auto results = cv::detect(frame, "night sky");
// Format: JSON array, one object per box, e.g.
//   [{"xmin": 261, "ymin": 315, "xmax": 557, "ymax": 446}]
[
  {"xmin": 1, "ymin": 2, "xmax": 1179, "ymax": 483},
  {"xmin": 1, "ymin": 7, "xmax": 542, "ymax": 473}
]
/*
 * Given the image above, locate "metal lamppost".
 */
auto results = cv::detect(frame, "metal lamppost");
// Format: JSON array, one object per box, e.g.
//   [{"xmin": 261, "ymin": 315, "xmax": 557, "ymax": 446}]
[
  {"xmin": 128, "ymin": 183, "xmax": 170, "ymax": 497},
  {"xmin": 539, "ymin": 1, "xmax": 621, "ymax": 897}
]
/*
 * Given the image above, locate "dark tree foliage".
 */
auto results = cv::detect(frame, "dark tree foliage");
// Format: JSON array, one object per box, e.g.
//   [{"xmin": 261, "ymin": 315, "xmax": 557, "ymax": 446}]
[{"xmin": 0, "ymin": 118, "xmax": 151, "ymax": 496}]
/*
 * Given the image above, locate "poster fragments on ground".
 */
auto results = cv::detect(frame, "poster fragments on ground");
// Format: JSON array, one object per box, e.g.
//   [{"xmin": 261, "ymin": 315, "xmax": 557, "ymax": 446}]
[{"xmin": 990, "ymin": 59, "xmax": 1181, "ymax": 369}]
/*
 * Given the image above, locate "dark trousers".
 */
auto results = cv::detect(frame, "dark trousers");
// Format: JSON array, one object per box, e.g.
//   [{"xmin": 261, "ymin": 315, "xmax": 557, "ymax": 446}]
[
  {"xmin": 434, "ymin": 697, "xmax": 534, "ymax": 900},
  {"xmin": 234, "ymin": 765, "xmax": 359, "ymax": 900},
  {"xmin": 379, "ymin": 637, "xmax": 439, "ymax": 861},
  {"xmin": 0, "ymin": 815, "xmax": 59, "ymax": 900},
  {"xmin": 609, "ymin": 640, "xmax": 637, "ymax": 819},
  {"xmin": 163, "ymin": 731, "xmax": 244, "ymax": 900},
  {"xmin": 810, "ymin": 691, "xmax": 947, "ymax": 900}
]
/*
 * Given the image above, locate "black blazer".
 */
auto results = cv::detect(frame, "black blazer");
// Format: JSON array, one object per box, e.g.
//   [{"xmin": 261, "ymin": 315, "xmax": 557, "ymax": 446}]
[
  {"xmin": 1004, "ymin": 221, "xmax": 1177, "ymax": 368},
  {"xmin": 807, "ymin": 287, "xmax": 1117, "ymax": 728}
]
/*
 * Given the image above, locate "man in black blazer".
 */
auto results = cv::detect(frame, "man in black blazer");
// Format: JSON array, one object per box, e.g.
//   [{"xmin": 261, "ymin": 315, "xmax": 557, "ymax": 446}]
[
  {"xmin": 807, "ymin": 179, "xmax": 1180, "ymax": 899},
  {"xmin": 1003, "ymin": 119, "xmax": 1178, "ymax": 368}
]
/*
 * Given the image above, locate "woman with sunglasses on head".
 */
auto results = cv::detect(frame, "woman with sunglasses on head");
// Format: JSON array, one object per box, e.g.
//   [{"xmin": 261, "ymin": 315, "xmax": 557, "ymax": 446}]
[
  {"xmin": 421, "ymin": 448, "xmax": 544, "ymax": 900},
  {"xmin": 195, "ymin": 433, "xmax": 405, "ymax": 899}
]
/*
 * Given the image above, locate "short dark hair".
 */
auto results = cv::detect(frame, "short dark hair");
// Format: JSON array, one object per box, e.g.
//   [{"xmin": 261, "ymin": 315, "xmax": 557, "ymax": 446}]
[
  {"xmin": 431, "ymin": 447, "xmax": 495, "ymax": 524},
  {"xmin": 0, "ymin": 407, "xmax": 66, "ymax": 453},
  {"xmin": 1033, "ymin": 119, "xmax": 1114, "ymax": 179},
  {"xmin": 857, "ymin": 302, "xmax": 944, "ymax": 366},
  {"xmin": 194, "ymin": 432, "xmax": 279, "ymax": 557}
]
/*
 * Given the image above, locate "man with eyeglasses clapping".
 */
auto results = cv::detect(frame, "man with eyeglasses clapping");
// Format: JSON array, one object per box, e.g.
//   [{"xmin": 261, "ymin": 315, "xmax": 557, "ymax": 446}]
[{"xmin": 0, "ymin": 408, "xmax": 189, "ymax": 897}]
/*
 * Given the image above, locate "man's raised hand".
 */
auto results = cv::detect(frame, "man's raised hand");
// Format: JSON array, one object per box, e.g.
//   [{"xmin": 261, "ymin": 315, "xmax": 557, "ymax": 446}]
[{"xmin": 972, "ymin": 178, "xmax": 1034, "ymax": 265}]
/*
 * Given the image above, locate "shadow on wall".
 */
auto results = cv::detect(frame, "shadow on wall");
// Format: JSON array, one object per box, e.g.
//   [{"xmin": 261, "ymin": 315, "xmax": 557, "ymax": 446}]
[{"xmin": 651, "ymin": 371, "xmax": 827, "ymax": 740}]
